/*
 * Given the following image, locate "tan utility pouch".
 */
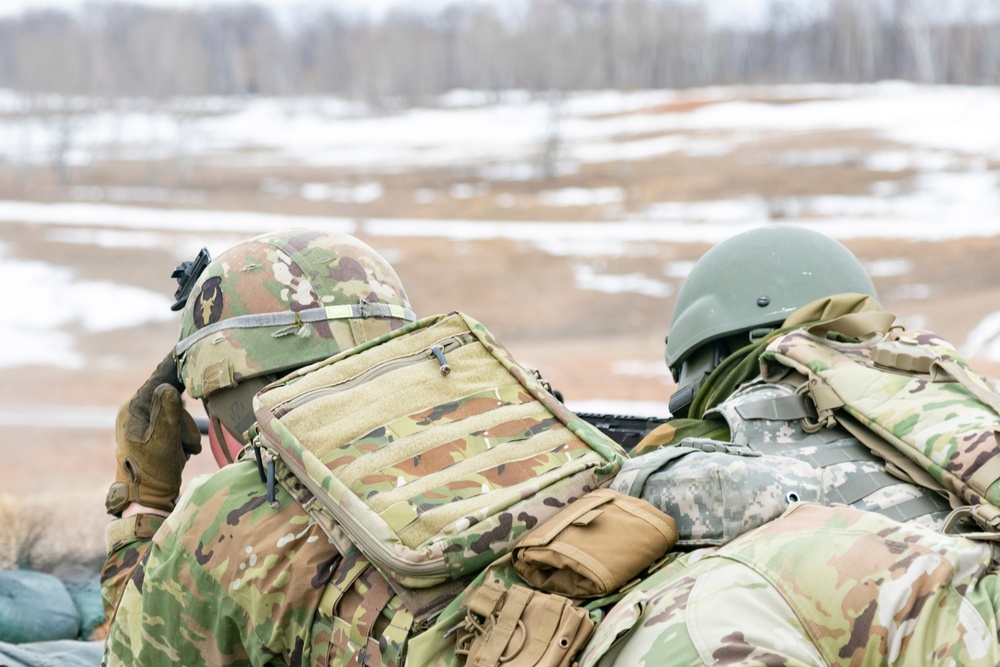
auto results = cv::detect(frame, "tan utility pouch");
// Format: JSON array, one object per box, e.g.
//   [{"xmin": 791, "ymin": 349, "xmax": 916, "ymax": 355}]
[
  {"xmin": 511, "ymin": 488, "xmax": 677, "ymax": 598},
  {"xmin": 454, "ymin": 582, "xmax": 594, "ymax": 667}
]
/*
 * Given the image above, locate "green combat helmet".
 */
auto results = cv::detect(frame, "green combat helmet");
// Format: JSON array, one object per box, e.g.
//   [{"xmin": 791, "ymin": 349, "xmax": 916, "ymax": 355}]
[
  {"xmin": 665, "ymin": 225, "xmax": 877, "ymax": 416},
  {"xmin": 175, "ymin": 227, "xmax": 415, "ymax": 464}
]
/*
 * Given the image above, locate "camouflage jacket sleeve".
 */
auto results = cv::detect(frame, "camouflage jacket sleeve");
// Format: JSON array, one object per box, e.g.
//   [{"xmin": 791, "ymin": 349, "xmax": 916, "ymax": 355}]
[
  {"xmin": 100, "ymin": 514, "xmax": 162, "ymax": 628},
  {"xmin": 581, "ymin": 503, "xmax": 1000, "ymax": 666},
  {"xmin": 103, "ymin": 463, "xmax": 352, "ymax": 666}
]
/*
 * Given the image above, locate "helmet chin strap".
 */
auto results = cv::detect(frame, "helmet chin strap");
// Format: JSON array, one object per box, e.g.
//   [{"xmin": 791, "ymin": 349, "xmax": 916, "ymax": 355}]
[
  {"xmin": 669, "ymin": 343, "xmax": 723, "ymax": 418},
  {"xmin": 668, "ymin": 329, "xmax": 772, "ymax": 418}
]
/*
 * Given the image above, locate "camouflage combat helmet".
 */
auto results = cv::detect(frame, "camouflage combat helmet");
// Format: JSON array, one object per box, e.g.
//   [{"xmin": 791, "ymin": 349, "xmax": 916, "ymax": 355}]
[
  {"xmin": 666, "ymin": 225, "xmax": 877, "ymax": 390},
  {"xmin": 175, "ymin": 228, "xmax": 415, "ymax": 462}
]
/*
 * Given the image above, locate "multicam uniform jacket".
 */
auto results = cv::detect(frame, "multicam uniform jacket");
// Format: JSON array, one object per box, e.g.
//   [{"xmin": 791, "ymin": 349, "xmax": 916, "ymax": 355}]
[
  {"xmin": 102, "ymin": 460, "xmax": 407, "ymax": 666},
  {"xmin": 580, "ymin": 502, "xmax": 1000, "ymax": 667}
]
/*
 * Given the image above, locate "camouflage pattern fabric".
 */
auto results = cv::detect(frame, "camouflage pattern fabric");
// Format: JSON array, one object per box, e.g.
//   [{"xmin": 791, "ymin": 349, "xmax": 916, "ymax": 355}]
[
  {"xmin": 252, "ymin": 311, "xmax": 625, "ymax": 589},
  {"xmin": 102, "ymin": 461, "xmax": 412, "ymax": 666},
  {"xmin": 612, "ymin": 443, "xmax": 825, "ymax": 546},
  {"xmin": 405, "ymin": 555, "xmax": 528, "ymax": 667},
  {"xmin": 579, "ymin": 503, "xmax": 1000, "ymax": 666},
  {"xmin": 709, "ymin": 381, "xmax": 951, "ymax": 529},
  {"xmin": 761, "ymin": 328, "xmax": 1000, "ymax": 510},
  {"xmin": 176, "ymin": 228, "xmax": 414, "ymax": 399}
]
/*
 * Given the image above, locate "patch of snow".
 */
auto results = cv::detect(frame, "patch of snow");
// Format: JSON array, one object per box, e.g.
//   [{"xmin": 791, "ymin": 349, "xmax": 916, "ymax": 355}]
[
  {"xmin": 0, "ymin": 242, "xmax": 175, "ymax": 369},
  {"xmin": 573, "ymin": 265, "xmax": 673, "ymax": 298},
  {"xmin": 538, "ymin": 187, "xmax": 624, "ymax": 207},
  {"xmin": 300, "ymin": 181, "xmax": 384, "ymax": 203},
  {"xmin": 449, "ymin": 183, "xmax": 490, "ymax": 199},
  {"xmin": 663, "ymin": 261, "xmax": 696, "ymax": 279},
  {"xmin": 414, "ymin": 189, "xmax": 437, "ymax": 204},
  {"xmin": 884, "ymin": 284, "xmax": 932, "ymax": 301},
  {"xmin": 864, "ymin": 258, "xmax": 913, "ymax": 277},
  {"xmin": 0, "ymin": 405, "xmax": 117, "ymax": 429},
  {"xmin": 611, "ymin": 360, "xmax": 671, "ymax": 378},
  {"xmin": 4, "ymin": 200, "xmax": 1000, "ymax": 250},
  {"xmin": 640, "ymin": 197, "xmax": 771, "ymax": 224},
  {"xmin": 964, "ymin": 311, "xmax": 1000, "ymax": 361}
]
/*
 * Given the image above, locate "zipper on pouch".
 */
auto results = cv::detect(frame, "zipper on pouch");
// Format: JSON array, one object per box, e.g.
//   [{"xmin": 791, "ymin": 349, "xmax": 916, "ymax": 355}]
[
  {"xmin": 273, "ymin": 334, "xmax": 468, "ymax": 418},
  {"xmin": 251, "ymin": 432, "xmax": 450, "ymax": 579}
]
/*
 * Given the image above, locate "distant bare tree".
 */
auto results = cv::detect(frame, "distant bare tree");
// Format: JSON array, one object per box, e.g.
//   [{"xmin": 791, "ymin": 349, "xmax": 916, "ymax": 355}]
[{"xmin": 0, "ymin": 0, "xmax": 998, "ymax": 100}]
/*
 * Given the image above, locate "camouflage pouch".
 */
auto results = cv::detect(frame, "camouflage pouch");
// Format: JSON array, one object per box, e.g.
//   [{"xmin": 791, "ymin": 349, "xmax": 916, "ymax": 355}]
[
  {"xmin": 251, "ymin": 312, "xmax": 625, "ymax": 590},
  {"xmin": 611, "ymin": 441, "xmax": 824, "ymax": 546},
  {"xmin": 453, "ymin": 581, "xmax": 594, "ymax": 667},
  {"xmin": 762, "ymin": 321, "xmax": 1000, "ymax": 524},
  {"xmin": 511, "ymin": 489, "xmax": 677, "ymax": 598}
]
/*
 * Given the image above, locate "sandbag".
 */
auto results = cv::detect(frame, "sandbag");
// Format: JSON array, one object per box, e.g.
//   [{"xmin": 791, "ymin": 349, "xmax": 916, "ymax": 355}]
[
  {"xmin": 0, "ymin": 639, "xmax": 104, "ymax": 667},
  {"xmin": 63, "ymin": 578, "xmax": 105, "ymax": 640},
  {"xmin": 0, "ymin": 571, "xmax": 80, "ymax": 644}
]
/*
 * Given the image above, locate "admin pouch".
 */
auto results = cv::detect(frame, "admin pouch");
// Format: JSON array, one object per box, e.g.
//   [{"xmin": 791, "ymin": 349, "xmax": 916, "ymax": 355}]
[
  {"xmin": 760, "ymin": 312, "xmax": 1000, "ymax": 531},
  {"xmin": 511, "ymin": 489, "xmax": 677, "ymax": 598},
  {"xmin": 250, "ymin": 311, "xmax": 626, "ymax": 592},
  {"xmin": 611, "ymin": 441, "xmax": 824, "ymax": 546}
]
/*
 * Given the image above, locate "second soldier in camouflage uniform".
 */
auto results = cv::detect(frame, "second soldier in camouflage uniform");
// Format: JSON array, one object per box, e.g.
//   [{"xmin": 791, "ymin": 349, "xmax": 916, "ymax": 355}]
[
  {"xmin": 102, "ymin": 228, "xmax": 418, "ymax": 665},
  {"xmin": 579, "ymin": 226, "xmax": 998, "ymax": 665},
  {"xmin": 632, "ymin": 225, "xmax": 953, "ymax": 537}
]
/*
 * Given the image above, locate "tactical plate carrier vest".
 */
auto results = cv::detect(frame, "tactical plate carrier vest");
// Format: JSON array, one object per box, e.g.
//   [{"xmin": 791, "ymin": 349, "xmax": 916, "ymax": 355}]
[{"xmin": 709, "ymin": 378, "xmax": 951, "ymax": 529}]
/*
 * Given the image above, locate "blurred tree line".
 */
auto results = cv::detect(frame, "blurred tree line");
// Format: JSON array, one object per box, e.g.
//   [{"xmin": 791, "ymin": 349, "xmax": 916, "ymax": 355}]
[{"xmin": 0, "ymin": 0, "xmax": 997, "ymax": 102}]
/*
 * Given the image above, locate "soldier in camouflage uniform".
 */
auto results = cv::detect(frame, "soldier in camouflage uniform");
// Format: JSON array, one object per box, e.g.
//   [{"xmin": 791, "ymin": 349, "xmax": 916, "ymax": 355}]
[
  {"xmin": 101, "ymin": 228, "xmax": 418, "ymax": 665},
  {"xmin": 571, "ymin": 226, "xmax": 1000, "ymax": 665},
  {"xmin": 632, "ymin": 225, "xmax": 953, "ymax": 536}
]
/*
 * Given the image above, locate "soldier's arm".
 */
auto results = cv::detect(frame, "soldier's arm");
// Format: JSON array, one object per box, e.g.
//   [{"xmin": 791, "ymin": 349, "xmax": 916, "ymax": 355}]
[{"xmin": 100, "ymin": 512, "xmax": 163, "ymax": 627}]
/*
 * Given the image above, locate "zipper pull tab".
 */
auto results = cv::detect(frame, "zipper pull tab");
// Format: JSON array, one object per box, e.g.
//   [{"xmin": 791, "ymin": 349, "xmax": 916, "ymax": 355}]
[
  {"xmin": 252, "ymin": 433, "xmax": 267, "ymax": 484},
  {"xmin": 430, "ymin": 346, "xmax": 451, "ymax": 376},
  {"xmin": 265, "ymin": 457, "xmax": 280, "ymax": 509}
]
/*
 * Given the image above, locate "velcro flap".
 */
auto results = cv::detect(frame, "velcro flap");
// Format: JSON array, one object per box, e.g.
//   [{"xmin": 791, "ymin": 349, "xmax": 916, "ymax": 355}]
[
  {"xmin": 515, "ymin": 490, "xmax": 616, "ymax": 548},
  {"xmin": 570, "ymin": 509, "xmax": 604, "ymax": 527}
]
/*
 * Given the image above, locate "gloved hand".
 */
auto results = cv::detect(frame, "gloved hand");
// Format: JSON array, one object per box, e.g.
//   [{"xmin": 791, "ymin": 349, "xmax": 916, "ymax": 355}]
[{"xmin": 105, "ymin": 353, "xmax": 202, "ymax": 516}]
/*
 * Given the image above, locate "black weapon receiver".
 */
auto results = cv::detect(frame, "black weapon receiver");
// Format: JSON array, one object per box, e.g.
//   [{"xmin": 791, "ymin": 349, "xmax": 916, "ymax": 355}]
[{"xmin": 576, "ymin": 412, "xmax": 669, "ymax": 452}]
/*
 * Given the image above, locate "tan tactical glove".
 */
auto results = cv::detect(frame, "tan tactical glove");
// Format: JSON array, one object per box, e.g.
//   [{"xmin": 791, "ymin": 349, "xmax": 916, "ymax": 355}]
[{"xmin": 105, "ymin": 353, "xmax": 202, "ymax": 516}]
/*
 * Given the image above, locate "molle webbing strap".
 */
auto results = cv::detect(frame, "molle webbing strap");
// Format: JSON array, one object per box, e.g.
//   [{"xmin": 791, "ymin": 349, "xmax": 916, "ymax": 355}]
[
  {"xmin": 376, "ymin": 600, "xmax": 414, "ymax": 667},
  {"xmin": 175, "ymin": 303, "xmax": 417, "ymax": 355},
  {"xmin": 876, "ymin": 493, "xmax": 951, "ymax": 524},
  {"xmin": 734, "ymin": 394, "xmax": 816, "ymax": 421},
  {"xmin": 797, "ymin": 440, "xmax": 876, "ymax": 467},
  {"xmin": 348, "ymin": 569, "xmax": 394, "ymax": 657},
  {"xmin": 825, "ymin": 470, "xmax": 911, "ymax": 506}
]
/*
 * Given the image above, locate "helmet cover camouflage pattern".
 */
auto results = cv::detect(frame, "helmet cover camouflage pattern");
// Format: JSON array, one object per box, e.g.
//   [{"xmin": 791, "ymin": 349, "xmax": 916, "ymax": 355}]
[{"xmin": 176, "ymin": 228, "xmax": 414, "ymax": 399}]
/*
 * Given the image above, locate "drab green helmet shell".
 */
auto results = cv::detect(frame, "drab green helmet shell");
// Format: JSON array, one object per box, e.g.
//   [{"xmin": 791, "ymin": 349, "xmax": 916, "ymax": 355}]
[
  {"xmin": 176, "ymin": 228, "xmax": 415, "ymax": 399},
  {"xmin": 665, "ymin": 225, "xmax": 878, "ymax": 374}
]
